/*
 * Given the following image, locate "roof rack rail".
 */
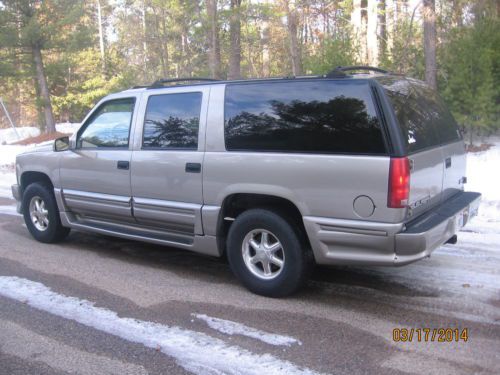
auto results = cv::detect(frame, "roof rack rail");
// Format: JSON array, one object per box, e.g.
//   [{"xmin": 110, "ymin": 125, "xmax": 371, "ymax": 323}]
[
  {"xmin": 149, "ymin": 77, "xmax": 220, "ymax": 88},
  {"xmin": 326, "ymin": 66, "xmax": 389, "ymax": 78}
]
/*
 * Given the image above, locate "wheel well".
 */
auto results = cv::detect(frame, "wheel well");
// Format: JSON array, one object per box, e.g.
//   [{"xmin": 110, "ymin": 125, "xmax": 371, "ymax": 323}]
[
  {"xmin": 20, "ymin": 171, "xmax": 53, "ymax": 194},
  {"xmin": 217, "ymin": 193, "xmax": 310, "ymax": 254}
]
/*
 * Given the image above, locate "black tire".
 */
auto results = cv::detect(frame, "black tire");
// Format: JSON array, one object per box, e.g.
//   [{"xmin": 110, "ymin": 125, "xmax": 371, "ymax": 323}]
[
  {"xmin": 227, "ymin": 209, "xmax": 313, "ymax": 297},
  {"xmin": 22, "ymin": 182, "xmax": 70, "ymax": 243}
]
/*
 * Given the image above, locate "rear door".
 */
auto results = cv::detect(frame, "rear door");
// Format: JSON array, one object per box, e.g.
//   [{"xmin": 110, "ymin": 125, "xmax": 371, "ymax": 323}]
[
  {"xmin": 130, "ymin": 86, "xmax": 208, "ymax": 239},
  {"xmin": 381, "ymin": 77, "xmax": 465, "ymax": 219}
]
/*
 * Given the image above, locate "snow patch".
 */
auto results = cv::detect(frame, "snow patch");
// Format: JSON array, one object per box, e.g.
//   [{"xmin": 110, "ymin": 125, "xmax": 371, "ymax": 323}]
[
  {"xmin": 0, "ymin": 127, "xmax": 39, "ymax": 145},
  {"xmin": 0, "ymin": 205, "xmax": 20, "ymax": 216},
  {"xmin": 193, "ymin": 313, "xmax": 301, "ymax": 347},
  {"xmin": 0, "ymin": 276, "xmax": 321, "ymax": 375},
  {"xmin": 0, "ymin": 123, "xmax": 79, "ymax": 145},
  {"xmin": 56, "ymin": 122, "xmax": 81, "ymax": 135}
]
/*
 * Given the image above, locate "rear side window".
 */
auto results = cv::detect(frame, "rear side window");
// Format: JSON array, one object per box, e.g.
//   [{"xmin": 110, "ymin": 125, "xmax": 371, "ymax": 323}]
[
  {"xmin": 224, "ymin": 80, "xmax": 386, "ymax": 154},
  {"xmin": 143, "ymin": 92, "xmax": 202, "ymax": 149},
  {"xmin": 381, "ymin": 78, "xmax": 461, "ymax": 153}
]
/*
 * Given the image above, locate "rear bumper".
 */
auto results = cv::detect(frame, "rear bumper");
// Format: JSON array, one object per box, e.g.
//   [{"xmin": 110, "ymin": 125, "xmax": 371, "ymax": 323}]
[
  {"xmin": 394, "ymin": 191, "xmax": 481, "ymax": 265},
  {"xmin": 303, "ymin": 191, "xmax": 481, "ymax": 266}
]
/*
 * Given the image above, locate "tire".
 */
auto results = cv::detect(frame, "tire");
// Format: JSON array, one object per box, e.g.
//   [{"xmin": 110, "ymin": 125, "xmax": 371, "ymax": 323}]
[
  {"xmin": 22, "ymin": 182, "xmax": 70, "ymax": 243},
  {"xmin": 226, "ymin": 209, "xmax": 313, "ymax": 297}
]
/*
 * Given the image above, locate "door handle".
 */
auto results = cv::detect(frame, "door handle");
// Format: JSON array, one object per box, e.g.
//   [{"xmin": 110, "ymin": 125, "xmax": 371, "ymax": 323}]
[
  {"xmin": 117, "ymin": 160, "xmax": 130, "ymax": 170},
  {"xmin": 445, "ymin": 157, "xmax": 452, "ymax": 168},
  {"xmin": 185, "ymin": 162, "xmax": 201, "ymax": 173}
]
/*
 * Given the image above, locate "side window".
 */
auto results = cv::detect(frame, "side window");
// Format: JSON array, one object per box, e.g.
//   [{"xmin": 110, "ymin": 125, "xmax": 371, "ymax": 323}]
[
  {"xmin": 224, "ymin": 81, "xmax": 386, "ymax": 154},
  {"xmin": 142, "ymin": 92, "xmax": 202, "ymax": 149},
  {"xmin": 381, "ymin": 77, "xmax": 461, "ymax": 154},
  {"xmin": 78, "ymin": 98, "xmax": 135, "ymax": 148}
]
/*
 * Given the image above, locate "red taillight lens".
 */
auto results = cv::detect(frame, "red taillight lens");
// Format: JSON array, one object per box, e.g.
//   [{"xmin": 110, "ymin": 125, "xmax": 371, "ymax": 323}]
[{"xmin": 388, "ymin": 157, "xmax": 410, "ymax": 208}]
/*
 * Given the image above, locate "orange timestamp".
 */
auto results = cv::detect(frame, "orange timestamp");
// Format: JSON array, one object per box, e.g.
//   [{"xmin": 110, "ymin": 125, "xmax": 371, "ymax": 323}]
[{"xmin": 393, "ymin": 328, "xmax": 469, "ymax": 342}]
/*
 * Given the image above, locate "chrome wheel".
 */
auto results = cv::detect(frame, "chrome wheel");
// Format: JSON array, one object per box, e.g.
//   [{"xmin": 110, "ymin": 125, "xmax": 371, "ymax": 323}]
[
  {"xmin": 29, "ymin": 196, "xmax": 49, "ymax": 231},
  {"xmin": 242, "ymin": 229, "xmax": 285, "ymax": 280}
]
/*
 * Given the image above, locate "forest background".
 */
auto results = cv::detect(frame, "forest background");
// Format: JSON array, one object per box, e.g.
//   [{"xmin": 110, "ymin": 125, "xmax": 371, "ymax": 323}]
[{"xmin": 0, "ymin": 0, "xmax": 498, "ymax": 142}]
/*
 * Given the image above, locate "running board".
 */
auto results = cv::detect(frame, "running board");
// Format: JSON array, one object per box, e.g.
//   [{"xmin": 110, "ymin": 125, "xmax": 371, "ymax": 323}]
[{"xmin": 60, "ymin": 211, "xmax": 194, "ymax": 246}]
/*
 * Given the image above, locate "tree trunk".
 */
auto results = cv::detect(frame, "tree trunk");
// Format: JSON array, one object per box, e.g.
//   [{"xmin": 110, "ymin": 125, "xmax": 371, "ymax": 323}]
[
  {"xmin": 228, "ymin": 0, "xmax": 242, "ymax": 79},
  {"xmin": 96, "ymin": 0, "xmax": 106, "ymax": 75},
  {"xmin": 378, "ymin": 0, "xmax": 387, "ymax": 63},
  {"xmin": 206, "ymin": 0, "xmax": 222, "ymax": 79},
  {"xmin": 423, "ymin": 0, "xmax": 437, "ymax": 90},
  {"xmin": 32, "ymin": 44, "xmax": 56, "ymax": 134},
  {"xmin": 261, "ymin": 19, "xmax": 270, "ymax": 77},
  {"xmin": 285, "ymin": 0, "xmax": 302, "ymax": 76},
  {"xmin": 142, "ymin": 0, "xmax": 148, "ymax": 81}
]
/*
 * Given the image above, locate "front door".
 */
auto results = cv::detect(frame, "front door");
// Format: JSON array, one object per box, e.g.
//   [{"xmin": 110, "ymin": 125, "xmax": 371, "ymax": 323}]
[
  {"xmin": 130, "ymin": 88, "xmax": 208, "ymax": 237},
  {"xmin": 60, "ymin": 97, "xmax": 136, "ymax": 223}
]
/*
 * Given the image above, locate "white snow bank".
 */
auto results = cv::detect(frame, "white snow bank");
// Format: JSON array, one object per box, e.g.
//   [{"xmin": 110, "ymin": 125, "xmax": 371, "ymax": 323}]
[
  {"xmin": 466, "ymin": 138, "xmax": 500, "ymax": 202},
  {"xmin": 0, "ymin": 123, "xmax": 80, "ymax": 145},
  {"xmin": 56, "ymin": 122, "xmax": 81, "ymax": 134},
  {"xmin": 0, "ymin": 127, "xmax": 39, "ymax": 145},
  {"xmin": 466, "ymin": 137, "xmax": 500, "ymax": 223},
  {"xmin": 193, "ymin": 313, "xmax": 301, "ymax": 346},
  {"xmin": 0, "ymin": 276, "xmax": 321, "ymax": 375}
]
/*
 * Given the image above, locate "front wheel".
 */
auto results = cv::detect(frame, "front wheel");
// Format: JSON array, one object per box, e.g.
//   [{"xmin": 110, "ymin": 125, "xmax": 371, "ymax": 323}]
[
  {"xmin": 22, "ymin": 182, "xmax": 70, "ymax": 243},
  {"xmin": 227, "ymin": 209, "xmax": 312, "ymax": 297}
]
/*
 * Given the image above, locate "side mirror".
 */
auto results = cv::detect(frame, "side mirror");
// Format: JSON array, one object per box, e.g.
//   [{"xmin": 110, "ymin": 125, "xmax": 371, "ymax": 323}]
[{"xmin": 54, "ymin": 136, "xmax": 70, "ymax": 152}]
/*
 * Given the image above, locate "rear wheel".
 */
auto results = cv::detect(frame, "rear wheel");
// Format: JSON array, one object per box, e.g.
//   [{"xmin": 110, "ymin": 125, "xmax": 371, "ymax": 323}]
[
  {"xmin": 22, "ymin": 182, "xmax": 70, "ymax": 243},
  {"xmin": 227, "ymin": 209, "xmax": 312, "ymax": 297}
]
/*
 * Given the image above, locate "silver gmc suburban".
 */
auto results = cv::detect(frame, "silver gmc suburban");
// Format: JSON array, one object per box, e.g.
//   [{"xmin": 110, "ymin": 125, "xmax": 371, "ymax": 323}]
[{"xmin": 12, "ymin": 66, "xmax": 481, "ymax": 297}]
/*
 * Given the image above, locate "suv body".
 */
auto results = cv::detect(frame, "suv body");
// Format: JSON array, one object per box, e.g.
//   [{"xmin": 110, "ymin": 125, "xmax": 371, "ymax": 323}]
[{"xmin": 12, "ymin": 69, "xmax": 481, "ymax": 296}]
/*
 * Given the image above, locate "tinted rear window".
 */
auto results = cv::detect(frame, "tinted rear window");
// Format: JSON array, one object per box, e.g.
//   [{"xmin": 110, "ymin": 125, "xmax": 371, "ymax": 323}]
[
  {"xmin": 380, "ymin": 78, "xmax": 461, "ymax": 153},
  {"xmin": 224, "ymin": 80, "xmax": 386, "ymax": 154},
  {"xmin": 143, "ymin": 92, "xmax": 202, "ymax": 149}
]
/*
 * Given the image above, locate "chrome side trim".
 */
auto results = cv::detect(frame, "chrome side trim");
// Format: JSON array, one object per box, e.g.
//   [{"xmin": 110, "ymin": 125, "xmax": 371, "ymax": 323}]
[
  {"xmin": 63, "ymin": 189, "xmax": 130, "ymax": 204},
  {"xmin": 62, "ymin": 189, "xmax": 132, "ymax": 218},
  {"xmin": 132, "ymin": 197, "xmax": 203, "ymax": 235},
  {"xmin": 59, "ymin": 211, "xmax": 220, "ymax": 256}
]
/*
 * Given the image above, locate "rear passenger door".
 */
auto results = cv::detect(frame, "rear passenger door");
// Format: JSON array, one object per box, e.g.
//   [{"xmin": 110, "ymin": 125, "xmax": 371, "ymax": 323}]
[{"xmin": 130, "ymin": 87, "xmax": 208, "ymax": 237}]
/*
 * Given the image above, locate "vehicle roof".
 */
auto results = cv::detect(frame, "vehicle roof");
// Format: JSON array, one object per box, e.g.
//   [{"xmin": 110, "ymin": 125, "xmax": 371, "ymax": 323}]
[{"xmin": 119, "ymin": 72, "xmax": 402, "ymax": 95}]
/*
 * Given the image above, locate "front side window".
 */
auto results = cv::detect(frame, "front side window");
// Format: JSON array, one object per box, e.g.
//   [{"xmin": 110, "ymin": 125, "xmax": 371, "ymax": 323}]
[
  {"xmin": 78, "ymin": 98, "xmax": 135, "ymax": 148},
  {"xmin": 142, "ymin": 92, "xmax": 202, "ymax": 149},
  {"xmin": 224, "ymin": 80, "xmax": 386, "ymax": 154}
]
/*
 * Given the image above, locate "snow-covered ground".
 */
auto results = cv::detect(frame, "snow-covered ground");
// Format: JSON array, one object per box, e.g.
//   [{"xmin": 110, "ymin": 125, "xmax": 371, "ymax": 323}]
[{"xmin": 0, "ymin": 123, "xmax": 80, "ymax": 145}]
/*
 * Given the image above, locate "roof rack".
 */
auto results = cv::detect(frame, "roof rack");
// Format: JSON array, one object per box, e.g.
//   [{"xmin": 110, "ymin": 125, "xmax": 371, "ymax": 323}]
[
  {"xmin": 149, "ymin": 77, "xmax": 220, "ymax": 89},
  {"xmin": 326, "ymin": 66, "xmax": 389, "ymax": 78}
]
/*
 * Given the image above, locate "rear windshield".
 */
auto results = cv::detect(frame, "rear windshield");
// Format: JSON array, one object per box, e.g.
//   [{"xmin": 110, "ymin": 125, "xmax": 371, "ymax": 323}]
[
  {"xmin": 224, "ymin": 80, "xmax": 387, "ymax": 154},
  {"xmin": 380, "ymin": 77, "xmax": 461, "ymax": 153}
]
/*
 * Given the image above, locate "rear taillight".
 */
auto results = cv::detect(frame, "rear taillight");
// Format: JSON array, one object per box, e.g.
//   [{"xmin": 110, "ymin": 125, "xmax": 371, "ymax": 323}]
[{"xmin": 388, "ymin": 157, "xmax": 410, "ymax": 208}]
